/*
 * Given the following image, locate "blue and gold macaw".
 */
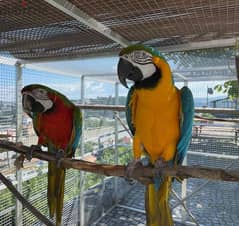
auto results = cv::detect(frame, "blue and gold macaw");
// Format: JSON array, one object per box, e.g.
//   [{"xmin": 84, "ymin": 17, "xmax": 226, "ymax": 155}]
[{"xmin": 117, "ymin": 45, "xmax": 194, "ymax": 226}]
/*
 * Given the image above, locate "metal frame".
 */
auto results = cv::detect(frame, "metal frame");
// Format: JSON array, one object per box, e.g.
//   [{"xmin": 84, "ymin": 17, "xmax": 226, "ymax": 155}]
[
  {"xmin": 20, "ymin": 40, "xmax": 239, "ymax": 66},
  {"xmin": 80, "ymin": 75, "xmax": 85, "ymax": 226},
  {"xmin": 1, "ymin": 58, "xmax": 238, "ymax": 225},
  {"xmin": 0, "ymin": 57, "xmax": 17, "ymax": 66},
  {"xmin": 43, "ymin": 0, "xmax": 130, "ymax": 47},
  {"xmin": 114, "ymin": 82, "xmax": 119, "ymax": 204},
  {"xmin": 17, "ymin": 38, "xmax": 239, "ymax": 65},
  {"xmin": 15, "ymin": 63, "xmax": 23, "ymax": 226}
]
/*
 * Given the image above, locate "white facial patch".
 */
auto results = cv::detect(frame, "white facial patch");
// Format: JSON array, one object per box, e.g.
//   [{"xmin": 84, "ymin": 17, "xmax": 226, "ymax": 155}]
[
  {"xmin": 23, "ymin": 89, "xmax": 53, "ymax": 112},
  {"xmin": 36, "ymin": 98, "xmax": 53, "ymax": 112},
  {"xmin": 121, "ymin": 50, "xmax": 156, "ymax": 80}
]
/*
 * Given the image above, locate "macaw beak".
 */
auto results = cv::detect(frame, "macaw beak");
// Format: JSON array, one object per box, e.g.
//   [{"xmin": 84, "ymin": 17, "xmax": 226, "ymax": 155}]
[
  {"xmin": 22, "ymin": 92, "xmax": 45, "ymax": 113},
  {"xmin": 117, "ymin": 58, "xmax": 143, "ymax": 88}
]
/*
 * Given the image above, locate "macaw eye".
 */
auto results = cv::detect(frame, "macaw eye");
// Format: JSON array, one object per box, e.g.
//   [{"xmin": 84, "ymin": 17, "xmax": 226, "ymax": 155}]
[
  {"xmin": 32, "ymin": 88, "xmax": 48, "ymax": 100},
  {"xmin": 132, "ymin": 51, "xmax": 152, "ymax": 64},
  {"xmin": 124, "ymin": 54, "xmax": 129, "ymax": 59}
]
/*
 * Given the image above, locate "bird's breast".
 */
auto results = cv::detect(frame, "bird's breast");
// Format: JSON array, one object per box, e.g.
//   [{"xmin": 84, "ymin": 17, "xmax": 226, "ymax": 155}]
[
  {"xmin": 134, "ymin": 88, "xmax": 181, "ymax": 159},
  {"xmin": 36, "ymin": 105, "xmax": 74, "ymax": 150}
]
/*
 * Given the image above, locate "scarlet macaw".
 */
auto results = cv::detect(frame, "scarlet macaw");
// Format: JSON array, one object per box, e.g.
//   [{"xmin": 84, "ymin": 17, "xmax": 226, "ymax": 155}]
[
  {"xmin": 117, "ymin": 45, "xmax": 194, "ymax": 226},
  {"xmin": 22, "ymin": 84, "xmax": 82, "ymax": 226}
]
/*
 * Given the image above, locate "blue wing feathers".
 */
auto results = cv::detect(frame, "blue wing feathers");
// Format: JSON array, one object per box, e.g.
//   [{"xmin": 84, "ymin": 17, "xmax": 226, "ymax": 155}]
[
  {"xmin": 71, "ymin": 107, "xmax": 82, "ymax": 155},
  {"xmin": 176, "ymin": 86, "xmax": 194, "ymax": 164},
  {"xmin": 126, "ymin": 86, "xmax": 136, "ymax": 136}
]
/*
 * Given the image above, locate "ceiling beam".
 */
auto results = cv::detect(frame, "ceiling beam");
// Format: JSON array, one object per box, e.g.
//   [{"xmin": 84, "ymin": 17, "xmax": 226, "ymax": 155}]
[
  {"xmin": 0, "ymin": 56, "xmax": 18, "ymax": 65},
  {"xmin": 0, "ymin": 33, "xmax": 110, "ymax": 51},
  {"xmin": 18, "ymin": 37, "xmax": 237, "ymax": 64},
  {"xmin": 174, "ymin": 75, "xmax": 236, "ymax": 82},
  {"xmin": 159, "ymin": 38, "xmax": 237, "ymax": 53},
  {"xmin": 174, "ymin": 65, "xmax": 235, "ymax": 72},
  {"xmin": 43, "ymin": 0, "xmax": 130, "ymax": 47}
]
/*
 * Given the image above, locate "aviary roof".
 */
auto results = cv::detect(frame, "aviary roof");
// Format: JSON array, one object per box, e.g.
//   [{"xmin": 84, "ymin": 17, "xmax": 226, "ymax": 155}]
[{"xmin": 0, "ymin": 0, "xmax": 239, "ymax": 62}]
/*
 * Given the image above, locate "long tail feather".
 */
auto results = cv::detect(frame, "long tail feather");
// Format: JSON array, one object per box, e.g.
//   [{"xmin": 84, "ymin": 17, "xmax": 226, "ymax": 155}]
[
  {"xmin": 48, "ymin": 161, "xmax": 57, "ymax": 218},
  {"xmin": 55, "ymin": 167, "xmax": 66, "ymax": 226},
  {"xmin": 145, "ymin": 177, "xmax": 173, "ymax": 226},
  {"xmin": 48, "ymin": 161, "xmax": 66, "ymax": 226}
]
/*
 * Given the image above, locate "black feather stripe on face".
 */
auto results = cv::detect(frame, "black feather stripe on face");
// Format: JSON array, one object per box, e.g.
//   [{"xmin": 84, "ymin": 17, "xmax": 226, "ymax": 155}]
[
  {"xmin": 134, "ymin": 67, "xmax": 162, "ymax": 89},
  {"xmin": 127, "ymin": 50, "xmax": 152, "ymax": 65}
]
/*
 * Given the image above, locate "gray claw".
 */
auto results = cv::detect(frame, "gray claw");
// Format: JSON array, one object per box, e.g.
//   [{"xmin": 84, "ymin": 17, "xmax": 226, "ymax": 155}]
[
  {"xmin": 125, "ymin": 159, "xmax": 142, "ymax": 179},
  {"xmin": 14, "ymin": 154, "xmax": 25, "ymax": 170},
  {"xmin": 27, "ymin": 145, "xmax": 41, "ymax": 161},
  {"xmin": 154, "ymin": 158, "xmax": 173, "ymax": 177}
]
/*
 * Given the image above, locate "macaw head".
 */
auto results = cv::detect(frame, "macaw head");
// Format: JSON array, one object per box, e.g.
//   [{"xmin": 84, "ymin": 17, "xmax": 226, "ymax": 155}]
[
  {"xmin": 21, "ymin": 84, "xmax": 57, "ymax": 116},
  {"xmin": 117, "ymin": 45, "xmax": 168, "ymax": 88}
]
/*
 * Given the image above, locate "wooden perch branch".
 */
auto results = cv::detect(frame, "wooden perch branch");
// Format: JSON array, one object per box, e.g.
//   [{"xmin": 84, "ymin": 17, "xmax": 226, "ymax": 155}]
[
  {"xmin": 0, "ymin": 172, "xmax": 54, "ymax": 226},
  {"xmin": 77, "ymin": 104, "xmax": 239, "ymax": 116},
  {"xmin": 0, "ymin": 140, "xmax": 239, "ymax": 183}
]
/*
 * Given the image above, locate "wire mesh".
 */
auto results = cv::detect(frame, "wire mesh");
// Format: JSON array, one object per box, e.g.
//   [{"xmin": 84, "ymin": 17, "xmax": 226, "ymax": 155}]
[
  {"xmin": 0, "ymin": 66, "xmax": 83, "ymax": 225},
  {"xmin": 0, "ymin": 58, "xmax": 238, "ymax": 226},
  {"xmin": 0, "ymin": 0, "xmax": 118, "ymax": 61},
  {"xmin": 0, "ymin": 63, "xmax": 17, "ymax": 226},
  {"xmin": 69, "ymin": 0, "xmax": 239, "ymax": 46},
  {"xmin": 81, "ymin": 78, "xmax": 134, "ymax": 226},
  {"xmin": 21, "ymin": 68, "xmax": 83, "ymax": 225},
  {"xmin": 1, "ymin": 1, "xmax": 239, "ymax": 60}
]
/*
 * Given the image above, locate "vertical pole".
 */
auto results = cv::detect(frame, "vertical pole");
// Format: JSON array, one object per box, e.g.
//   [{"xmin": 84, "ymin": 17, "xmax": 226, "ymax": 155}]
[
  {"xmin": 206, "ymin": 85, "xmax": 209, "ymax": 107},
  {"xmin": 114, "ymin": 82, "xmax": 119, "ymax": 204},
  {"xmin": 181, "ymin": 79, "xmax": 188, "ymax": 223},
  {"xmin": 184, "ymin": 80, "xmax": 188, "ymax": 87},
  {"xmin": 235, "ymin": 39, "xmax": 239, "ymax": 83},
  {"xmin": 15, "ymin": 63, "xmax": 23, "ymax": 226},
  {"xmin": 80, "ymin": 75, "xmax": 85, "ymax": 226},
  {"xmin": 181, "ymin": 156, "xmax": 187, "ymax": 222}
]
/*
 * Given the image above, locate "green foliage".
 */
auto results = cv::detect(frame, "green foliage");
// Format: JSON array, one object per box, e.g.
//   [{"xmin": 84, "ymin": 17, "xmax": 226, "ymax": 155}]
[
  {"xmin": 118, "ymin": 145, "xmax": 133, "ymax": 165},
  {"xmin": 64, "ymin": 169, "xmax": 81, "ymax": 201},
  {"xmin": 201, "ymin": 113, "xmax": 215, "ymax": 119},
  {"xmin": 0, "ymin": 142, "xmax": 133, "ymax": 224},
  {"xmin": 214, "ymin": 80, "xmax": 239, "ymax": 100},
  {"xmin": 85, "ymin": 117, "xmax": 115, "ymax": 129},
  {"xmin": 84, "ymin": 173, "xmax": 101, "ymax": 189},
  {"xmin": 165, "ymin": 47, "xmax": 234, "ymax": 68},
  {"xmin": 0, "ymin": 189, "xmax": 14, "ymax": 212},
  {"xmin": 84, "ymin": 141, "xmax": 96, "ymax": 153}
]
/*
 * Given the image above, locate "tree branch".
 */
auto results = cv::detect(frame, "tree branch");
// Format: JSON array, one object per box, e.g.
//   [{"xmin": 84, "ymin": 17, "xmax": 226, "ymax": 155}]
[
  {"xmin": 0, "ymin": 172, "xmax": 54, "ymax": 226},
  {"xmin": 0, "ymin": 140, "xmax": 239, "ymax": 183}
]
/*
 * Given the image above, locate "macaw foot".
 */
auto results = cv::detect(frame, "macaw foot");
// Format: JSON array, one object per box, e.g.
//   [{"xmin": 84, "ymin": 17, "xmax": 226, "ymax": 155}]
[
  {"xmin": 14, "ymin": 153, "xmax": 25, "ymax": 170},
  {"xmin": 125, "ymin": 158, "xmax": 152, "ymax": 185},
  {"xmin": 14, "ymin": 142, "xmax": 24, "ymax": 170},
  {"xmin": 16, "ymin": 141, "xmax": 23, "ymax": 147},
  {"xmin": 154, "ymin": 158, "xmax": 173, "ymax": 190},
  {"xmin": 125, "ymin": 159, "xmax": 142, "ymax": 180},
  {"xmin": 56, "ymin": 149, "xmax": 65, "ymax": 168},
  {"xmin": 154, "ymin": 157, "xmax": 174, "ymax": 174},
  {"xmin": 26, "ymin": 144, "xmax": 41, "ymax": 161},
  {"xmin": 155, "ymin": 157, "xmax": 169, "ymax": 168}
]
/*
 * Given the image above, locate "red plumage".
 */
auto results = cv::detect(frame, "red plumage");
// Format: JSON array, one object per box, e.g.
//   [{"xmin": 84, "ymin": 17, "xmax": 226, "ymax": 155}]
[{"xmin": 35, "ymin": 95, "xmax": 74, "ymax": 151}]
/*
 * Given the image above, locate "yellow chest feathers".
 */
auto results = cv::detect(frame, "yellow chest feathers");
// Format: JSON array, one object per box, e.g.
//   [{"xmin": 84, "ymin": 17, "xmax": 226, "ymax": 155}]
[{"xmin": 131, "ymin": 85, "xmax": 181, "ymax": 161}]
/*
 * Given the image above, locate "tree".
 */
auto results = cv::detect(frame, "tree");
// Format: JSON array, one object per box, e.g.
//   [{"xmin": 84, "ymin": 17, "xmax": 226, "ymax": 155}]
[{"xmin": 214, "ymin": 80, "xmax": 239, "ymax": 100}]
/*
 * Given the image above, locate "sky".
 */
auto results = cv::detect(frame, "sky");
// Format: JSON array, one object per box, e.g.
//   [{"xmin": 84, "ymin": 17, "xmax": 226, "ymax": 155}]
[
  {"xmin": 0, "ymin": 57, "xmax": 228, "ymax": 102},
  {"xmin": 23, "ymin": 57, "xmax": 227, "ymax": 100}
]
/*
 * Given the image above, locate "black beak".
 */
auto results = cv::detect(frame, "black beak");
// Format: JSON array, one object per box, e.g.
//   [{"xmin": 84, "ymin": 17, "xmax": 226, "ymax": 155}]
[
  {"xmin": 22, "ymin": 94, "xmax": 44, "ymax": 113},
  {"xmin": 117, "ymin": 58, "xmax": 143, "ymax": 88}
]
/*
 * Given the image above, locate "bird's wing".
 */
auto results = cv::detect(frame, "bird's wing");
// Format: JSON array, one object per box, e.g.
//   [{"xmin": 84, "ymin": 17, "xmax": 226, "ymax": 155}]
[
  {"xmin": 176, "ymin": 86, "xmax": 194, "ymax": 164},
  {"xmin": 126, "ymin": 86, "xmax": 137, "ymax": 136},
  {"xmin": 69, "ymin": 106, "xmax": 82, "ymax": 157}
]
